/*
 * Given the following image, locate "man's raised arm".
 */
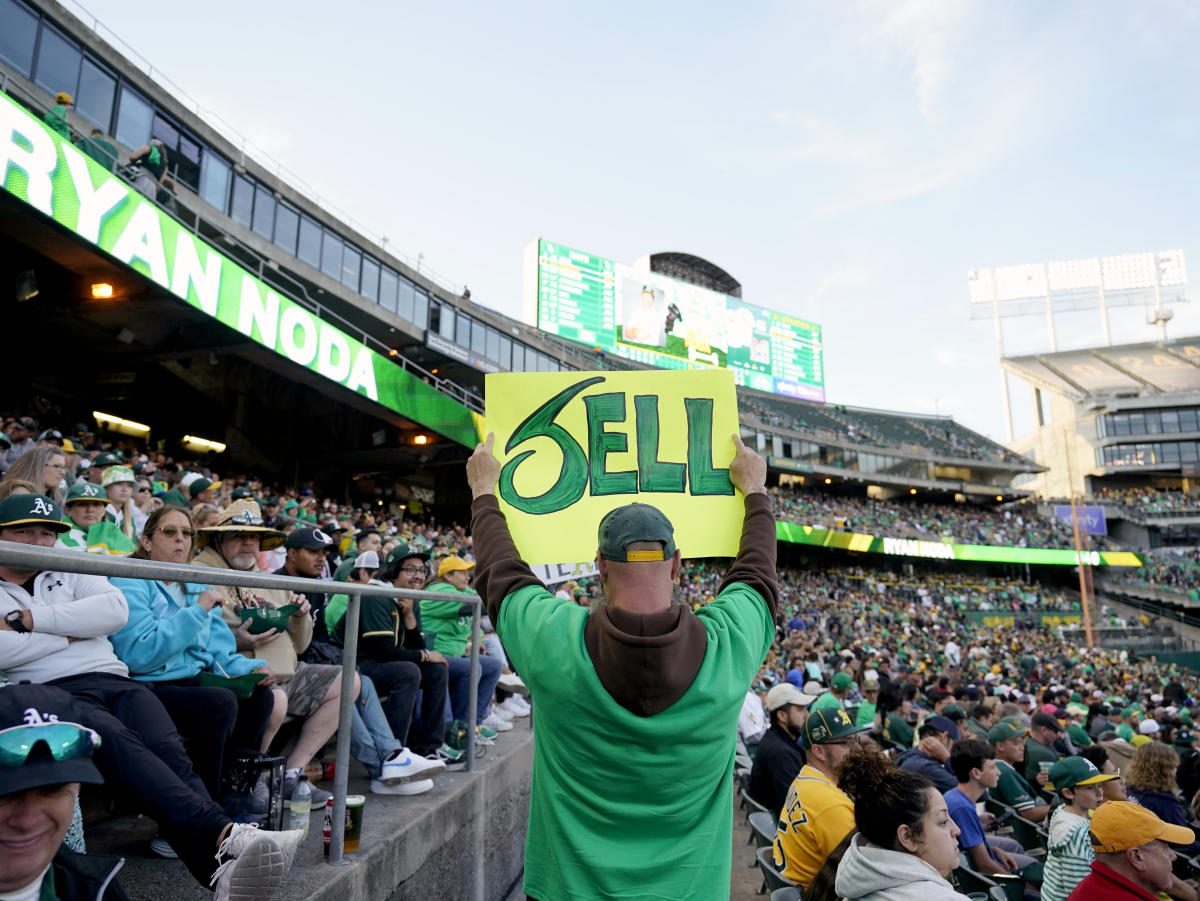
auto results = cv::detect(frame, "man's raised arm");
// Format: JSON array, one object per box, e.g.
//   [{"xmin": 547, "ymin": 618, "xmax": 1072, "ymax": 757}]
[
  {"xmin": 717, "ymin": 435, "xmax": 779, "ymax": 618},
  {"xmin": 466, "ymin": 433, "xmax": 544, "ymax": 623}
]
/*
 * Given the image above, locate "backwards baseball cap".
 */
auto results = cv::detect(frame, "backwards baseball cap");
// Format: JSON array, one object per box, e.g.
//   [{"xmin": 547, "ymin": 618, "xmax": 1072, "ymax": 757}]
[
  {"xmin": 1138, "ymin": 719, "xmax": 1161, "ymax": 735},
  {"xmin": 285, "ymin": 527, "xmax": 335, "ymax": 551},
  {"xmin": 0, "ymin": 494, "xmax": 70, "ymax": 533},
  {"xmin": 1090, "ymin": 800, "xmax": 1196, "ymax": 854},
  {"xmin": 188, "ymin": 477, "xmax": 222, "ymax": 498},
  {"xmin": 988, "ymin": 717, "xmax": 1030, "ymax": 743},
  {"xmin": 766, "ymin": 683, "xmax": 815, "ymax": 713},
  {"xmin": 597, "ymin": 503, "xmax": 677, "ymax": 563},
  {"xmin": 353, "ymin": 551, "xmax": 381, "ymax": 571},
  {"xmin": 230, "ymin": 488, "xmax": 253, "ymax": 501},
  {"xmin": 0, "ymin": 684, "xmax": 104, "ymax": 796},
  {"xmin": 1031, "ymin": 711, "xmax": 1065, "ymax": 733},
  {"xmin": 832, "ymin": 673, "xmax": 854, "ymax": 692},
  {"xmin": 1047, "ymin": 756, "xmax": 1119, "ymax": 792},
  {"xmin": 437, "ymin": 556, "xmax": 475, "ymax": 577},
  {"xmin": 799, "ymin": 707, "xmax": 870, "ymax": 749}
]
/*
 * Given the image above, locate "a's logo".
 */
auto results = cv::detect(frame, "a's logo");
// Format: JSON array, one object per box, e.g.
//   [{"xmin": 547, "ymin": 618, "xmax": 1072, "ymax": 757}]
[
  {"xmin": 22, "ymin": 707, "xmax": 60, "ymax": 725},
  {"xmin": 30, "ymin": 498, "xmax": 54, "ymax": 516},
  {"xmin": 835, "ymin": 710, "xmax": 852, "ymax": 726}
]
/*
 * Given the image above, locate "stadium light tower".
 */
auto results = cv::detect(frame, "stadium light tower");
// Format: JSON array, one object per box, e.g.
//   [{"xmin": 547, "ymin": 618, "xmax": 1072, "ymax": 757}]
[{"xmin": 967, "ymin": 250, "xmax": 1189, "ymax": 441}]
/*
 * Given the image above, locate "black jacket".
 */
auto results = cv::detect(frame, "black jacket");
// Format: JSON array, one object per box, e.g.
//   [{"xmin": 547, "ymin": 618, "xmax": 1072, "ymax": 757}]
[
  {"xmin": 749, "ymin": 723, "xmax": 806, "ymax": 816},
  {"xmin": 47, "ymin": 846, "xmax": 129, "ymax": 900}
]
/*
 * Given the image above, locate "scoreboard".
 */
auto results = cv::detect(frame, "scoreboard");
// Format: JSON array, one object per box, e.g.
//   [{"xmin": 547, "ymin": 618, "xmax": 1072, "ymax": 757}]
[{"xmin": 529, "ymin": 239, "xmax": 825, "ymax": 402}]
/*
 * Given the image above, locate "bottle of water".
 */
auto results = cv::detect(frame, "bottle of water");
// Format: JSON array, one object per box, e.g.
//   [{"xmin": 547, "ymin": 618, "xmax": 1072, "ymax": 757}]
[{"xmin": 287, "ymin": 774, "xmax": 312, "ymax": 837}]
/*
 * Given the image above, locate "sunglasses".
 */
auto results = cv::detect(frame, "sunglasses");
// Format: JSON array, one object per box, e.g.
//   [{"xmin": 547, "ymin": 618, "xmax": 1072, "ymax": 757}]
[
  {"xmin": 226, "ymin": 510, "xmax": 264, "ymax": 527},
  {"xmin": 157, "ymin": 526, "xmax": 196, "ymax": 539},
  {"xmin": 0, "ymin": 721, "xmax": 101, "ymax": 768}
]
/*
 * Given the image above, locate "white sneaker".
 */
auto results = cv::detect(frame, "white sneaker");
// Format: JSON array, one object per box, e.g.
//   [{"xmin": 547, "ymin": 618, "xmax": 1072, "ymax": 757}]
[
  {"xmin": 497, "ymin": 672, "xmax": 526, "ymax": 693},
  {"xmin": 498, "ymin": 697, "xmax": 529, "ymax": 718},
  {"xmin": 510, "ymin": 696, "xmax": 531, "ymax": 714},
  {"xmin": 371, "ymin": 777, "xmax": 433, "ymax": 796},
  {"xmin": 211, "ymin": 824, "xmax": 303, "ymax": 901},
  {"xmin": 482, "ymin": 712, "xmax": 514, "ymax": 732},
  {"xmin": 150, "ymin": 837, "xmax": 178, "ymax": 858},
  {"xmin": 379, "ymin": 748, "xmax": 446, "ymax": 784},
  {"xmin": 491, "ymin": 704, "xmax": 516, "ymax": 722}
]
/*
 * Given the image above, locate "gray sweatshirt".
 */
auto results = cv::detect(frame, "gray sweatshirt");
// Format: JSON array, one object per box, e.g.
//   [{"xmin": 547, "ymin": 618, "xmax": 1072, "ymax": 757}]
[
  {"xmin": 0, "ymin": 570, "xmax": 129, "ymax": 683},
  {"xmin": 835, "ymin": 833, "xmax": 971, "ymax": 901}
]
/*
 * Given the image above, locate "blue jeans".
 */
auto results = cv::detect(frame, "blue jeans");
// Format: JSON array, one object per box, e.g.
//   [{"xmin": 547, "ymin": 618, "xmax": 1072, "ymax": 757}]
[
  {"xmin": 351, "ymin": 674, "xmax": 401, "ymax": 779},
  {"xmin": 445, "ymin": 654, "xmax": 502, "ymax": 724},
  {"xmin": 481, "ymin": 632, "xmax": 508, "ymax": 670}
]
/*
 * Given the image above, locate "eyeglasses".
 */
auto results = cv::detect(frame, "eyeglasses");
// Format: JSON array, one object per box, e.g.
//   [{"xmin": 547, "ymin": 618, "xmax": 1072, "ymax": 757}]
[
  {"xmin": 0, "ymin": 721, "xmax": 101, "ymax": 768},
  {"xmin": 400, "ymin": 565, "xmax": 426, "ymax": 576},
  {"xmin": 157, "ymin": 526, "xmax": 196, "ymax": 539},
  {"xmin": 136, "ymin": 486, "xmax": 151, "ymax": 493},
  {"xmin": 45, "ymin": 463, "xmax": 67, "ymax": 472}
]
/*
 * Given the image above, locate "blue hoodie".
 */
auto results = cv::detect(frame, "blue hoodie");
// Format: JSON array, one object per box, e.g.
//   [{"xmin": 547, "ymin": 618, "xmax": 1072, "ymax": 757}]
[{"xmin": 109, "ymin": 577, "xmax": 265, "ymax": 681}]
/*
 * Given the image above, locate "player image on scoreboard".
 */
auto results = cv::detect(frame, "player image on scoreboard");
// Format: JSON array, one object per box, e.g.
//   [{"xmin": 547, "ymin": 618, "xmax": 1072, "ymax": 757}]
[{"xmin": 618, "ymin": 278, "xmax": 668, "ymax": 348}]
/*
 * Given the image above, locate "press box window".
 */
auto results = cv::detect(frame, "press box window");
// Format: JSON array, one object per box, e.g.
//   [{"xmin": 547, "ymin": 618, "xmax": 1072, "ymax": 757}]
[
  {"xmin": 199, "ymin": 151, "xmax": 231, "ymax": 212},
  {"xmin": 0, "ymin": 0, "xmax": 37, "ymax": 77},
  {"xmin": 378, "ymin": 268, "xmax": 398, "ymax": 313},
  {"xmin": 252, "ymin": 184, "xmax": 275, "ymax": 239},
  {"xmin": 230, "ymin": 174, "xmax": 254, "ymax": 228},
  {"xmin": 360, "ymin": 257, "xmax": 380, "ymax": 302},
  {"xmin": 297, "ymin": 215, "xmax": 322, "ymax": 268},
  {"xmin": 320, "ymin": 231, "xmax": 343, "ymax": 280},
  {"xmin": 115, "ymin": 85, "xmax": 152, "ymax": 155},
  {"xmin": 33, "ymin": 24, "xmax": 80, "ymax": 100},
  {"xmin": 75, "ymin": 58, "xmax": 115, "ymax": 131},
  {"xmin": 273, "ymin": 203, "xmax": 299, "ymax": 255}
]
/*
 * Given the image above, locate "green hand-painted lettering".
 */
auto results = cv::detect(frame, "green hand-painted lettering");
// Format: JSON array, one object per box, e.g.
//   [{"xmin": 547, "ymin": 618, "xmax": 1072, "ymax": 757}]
[
  {"xmin": 634, "ymin": 395, "xmax": 686, "ymax": 493},
  {"xmin": 685, "ymin": 397, "xmax": 733, "ymax": 495},
  {"xmin": 498, "ymin": 376, "xmax": 604, "ymax": 514},
  {"xmin": 585, "ymin": 392, "xmax": 637, "ymax": 496}
]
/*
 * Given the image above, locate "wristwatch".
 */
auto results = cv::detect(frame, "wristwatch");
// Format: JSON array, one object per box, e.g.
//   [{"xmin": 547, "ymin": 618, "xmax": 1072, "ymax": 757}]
[{"xmin": 4, "ymin": 609, "xmax": 29, "ymax": 633}]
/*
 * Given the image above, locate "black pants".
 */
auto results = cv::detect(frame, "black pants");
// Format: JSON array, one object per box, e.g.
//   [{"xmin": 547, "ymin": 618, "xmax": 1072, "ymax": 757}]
[
  {"xmin": 48, "ymin": 672, "xmax": 229, "ymax": 887},
  {"xmin": 358, "ymin": 659, "xmax": 424, "ymax": 753},
  {"xmin": 148, "ymin": 677, "xmax": 276, "ymax": 799},
  {"xmin": 412, "ymin": 660, "xmax": 450, "ymax": 756}
]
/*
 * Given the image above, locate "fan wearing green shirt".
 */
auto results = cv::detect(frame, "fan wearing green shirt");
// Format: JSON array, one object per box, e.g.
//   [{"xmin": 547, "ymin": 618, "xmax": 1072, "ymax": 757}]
[
  {"xmin": 855, "ymin": 678, "xmax": 879, "ymax": 728},
  {"xmin": 811, "ymin": 672, "xmax": 854, "ymax": 712},
  {"xmin": 989, "ymin": 717, "xmax": 1052, "ymax": 823}
]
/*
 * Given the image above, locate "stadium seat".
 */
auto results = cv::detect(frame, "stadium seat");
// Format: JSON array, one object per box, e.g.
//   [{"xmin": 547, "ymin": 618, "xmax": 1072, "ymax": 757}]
[
  {"xmin": 741, "ymin": 787, "xmax": 770, "ymax": 820},
  {"xmin": 769, "ymin": 886, "xmax": 803, "ymax": 901},
  {"xmin": 756, "ymin": 845, "xmax": 796, "ymax": 893},
  {"xmin": 984, "ymin": 798, "xmax": 1048, "ymax": 855},
  {"xmin": 748, "ymin": 810, "xmax": 776, "ymax": 850}
]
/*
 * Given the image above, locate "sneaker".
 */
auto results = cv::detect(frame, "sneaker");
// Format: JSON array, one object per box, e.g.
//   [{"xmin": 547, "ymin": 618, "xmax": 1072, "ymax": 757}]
[
  {"xmin": 284, "ymin": 774, "xmax": 331, "ymax": 807},
  {"xmin": 482, "ymin": 712, "xmax": 514, "ymax": 732},
  {"xmin": 211, "ymin": 824, "xmax": 304, "ymax": 901},
  {"xmin": 497, "ymin": 672, "xmax": 526, "ymax": 693},
  {"xmin": 502, "ymin": 696, "xmax": 531, "ymax": 717},
  {"xmin": 435, "ymin": 745, "xmax": 467, "ymax": 770},
  {"xmin": 379, "ymin": 748, "xmax": 446, "ymax": 784},
  {"xmin": 474, "ymin": 728, "xmax": 495, "ymax": 746},
  {"xmin": 371, "ymin": 777, "xmax": 433, "ymax": 796},
  {"xmin": 491, "ymin": 704, "xmax": 516, "ymax": 722},
  {"xmin": 150, "ymin": 837, "xmax": 178, "ymax": 858}
]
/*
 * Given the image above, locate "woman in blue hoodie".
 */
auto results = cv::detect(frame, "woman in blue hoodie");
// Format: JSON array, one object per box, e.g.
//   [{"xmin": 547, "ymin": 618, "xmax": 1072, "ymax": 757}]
[{"xmin": 109, "ymin": 505, "xmax": 283, "ymax": 800}]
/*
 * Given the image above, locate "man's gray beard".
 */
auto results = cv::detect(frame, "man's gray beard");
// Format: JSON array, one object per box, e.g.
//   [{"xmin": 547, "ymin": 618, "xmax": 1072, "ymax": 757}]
[
  {"xmin": 589, "ymin": 581, "xmax": 687, "ymax": 613},
  {"xmin": 228, "ymin": 553, "xmax": 258, "ymax": 572}
]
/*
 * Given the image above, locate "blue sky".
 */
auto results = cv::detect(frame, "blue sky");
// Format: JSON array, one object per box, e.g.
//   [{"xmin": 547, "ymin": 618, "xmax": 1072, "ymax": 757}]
[{"xmin": 76, "ymin": 0, "xmax": 1200, "ymax": 442}]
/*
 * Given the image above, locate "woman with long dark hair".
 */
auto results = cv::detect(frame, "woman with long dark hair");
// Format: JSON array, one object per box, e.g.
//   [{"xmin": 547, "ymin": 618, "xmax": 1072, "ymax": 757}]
[{"xmin": 835, "ymin": 746, "xmax": 970, "ymax": 901}]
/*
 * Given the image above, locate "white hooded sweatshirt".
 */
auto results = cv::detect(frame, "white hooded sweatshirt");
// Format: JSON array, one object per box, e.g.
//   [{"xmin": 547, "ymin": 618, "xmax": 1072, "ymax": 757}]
[{"xmin": 835, "ymin": 833, "xmax": 971, "ymax": 901}]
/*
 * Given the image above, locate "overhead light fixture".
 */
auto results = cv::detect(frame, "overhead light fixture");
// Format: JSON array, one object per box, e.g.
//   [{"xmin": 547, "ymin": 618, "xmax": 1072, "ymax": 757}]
[
  {"xmin": 995, "ymin": 495, "xmax": 1004, "ymax": 502},
  {"xmin": 823, "ymin": 477, "xmax": 832, "ymax": 485},
  {"xmin": 182, "ymin": 434, "xmax": 227, "ymax": 453},
  {"xmin": 93, "ymin": 410, "xmax": 149, "ymax": 436},
  {"xmin": 413, "ymin": 434, "xmax": 429, "ymax": 446},
  {"xmin": 431, "ymin": 368, "xmax": 439, "ymax": 375},
  {"xmin": 91, "ymin": 282, "xmax": 114, "ymax": 299},
  {"xmin": 910, "ymin": 488, "xmax": 918, "ymax": 495},
  {"xmin": 388, "ymin": 349, "xmax": 399, "ymax": 357}
]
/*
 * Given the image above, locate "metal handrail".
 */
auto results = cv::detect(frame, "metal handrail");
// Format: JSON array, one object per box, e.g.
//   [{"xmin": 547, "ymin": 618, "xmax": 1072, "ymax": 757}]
[{"xmin": 0, "ymin": 541, "xmax": 482, "ymax": 864}]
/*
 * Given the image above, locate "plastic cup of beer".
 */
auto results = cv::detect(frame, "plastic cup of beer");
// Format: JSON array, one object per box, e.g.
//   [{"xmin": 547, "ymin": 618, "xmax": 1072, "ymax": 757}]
[{"xmin": 344, "ymin": 795, "xmax": 366, "ymax": 853}]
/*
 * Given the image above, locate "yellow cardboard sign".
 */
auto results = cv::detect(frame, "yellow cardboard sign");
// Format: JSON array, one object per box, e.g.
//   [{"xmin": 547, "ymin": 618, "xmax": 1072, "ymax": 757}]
[{"xmin": 484, "ymin": 369, "xmax": 742, "ymax": 564}]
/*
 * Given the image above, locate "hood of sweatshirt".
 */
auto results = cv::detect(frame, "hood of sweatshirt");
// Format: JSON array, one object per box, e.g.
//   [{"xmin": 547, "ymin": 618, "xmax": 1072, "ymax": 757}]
[{"xmin": 834, "ymin": 833, "xmax": 968, "ymax": 901}]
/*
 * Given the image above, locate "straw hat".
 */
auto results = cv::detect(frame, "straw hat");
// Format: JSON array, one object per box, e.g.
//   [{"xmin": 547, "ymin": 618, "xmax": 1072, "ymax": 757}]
[{"xmin": 196, "ymin": 499, "xmax": 286, "ymax": 550}]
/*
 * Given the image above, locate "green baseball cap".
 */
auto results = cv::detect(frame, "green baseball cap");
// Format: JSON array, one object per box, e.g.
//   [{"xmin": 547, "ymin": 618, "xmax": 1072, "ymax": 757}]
[
  {"xmin": 832, "ymin": 673, "xmax": 854, "ymax": 692},
  {"xmin": 799, "ymin": 707, "xmax": 870, "ymax": 749},
  {"xmin": 1046, "ymin": 756, "xmax": 1119, "ymax": 792},
  {"xmin": 0, "ymin": 493, "xmax": 70, "ymax": 533},
  {"xmin": 1175, "ymin": 729, "xmax": 1197, "ymax": 748},
  {"xmin": 988, "ymin": 717, "xmax": 1030, "ymax": 744},
  {"xmin": 231, "ymin": 487, "xmax": 254, "ymax": 501},
  {"xmin": 385, "ymin": 541, "xmax": 430, "ymax": 568},
  {"xmin": 64, "ymin": 482, "xmax": 107, "ymax": 505},
  {"xmin": 597, "ymin": 503, "xmax": 676, "ymax": 563}
]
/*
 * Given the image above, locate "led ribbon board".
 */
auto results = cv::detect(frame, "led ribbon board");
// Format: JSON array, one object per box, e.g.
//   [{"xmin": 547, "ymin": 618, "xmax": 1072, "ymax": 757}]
[
  {"xmin": 0, "ymin": 92, "xmax": 479, "ymax": 448},
  {"xmin": 775, "ymin": 521, "xmax": 1143, "ymax": 567}
]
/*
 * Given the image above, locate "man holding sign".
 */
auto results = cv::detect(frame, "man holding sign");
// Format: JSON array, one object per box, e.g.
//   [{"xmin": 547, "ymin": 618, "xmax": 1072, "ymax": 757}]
[{"xmin": 466, "ymin": 416, "xmax": 777, "ymax": 900}]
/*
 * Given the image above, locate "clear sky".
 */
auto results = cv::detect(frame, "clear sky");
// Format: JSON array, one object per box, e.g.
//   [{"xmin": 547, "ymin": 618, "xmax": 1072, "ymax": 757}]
[{"xmin": 72, "ymin": 0, "xmax": 1200, "ymax": 442}]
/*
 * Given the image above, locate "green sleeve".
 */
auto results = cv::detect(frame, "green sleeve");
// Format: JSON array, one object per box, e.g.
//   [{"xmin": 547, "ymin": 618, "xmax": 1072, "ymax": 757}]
[
  {"xmin": 855, "ymin": 702, "xmax": 876, "ymax": 728},
  {"xmin": 995, "ymin": 763, "xmax": 1037, "ymax": 811},
  {"xmin": 811, "ymin": 692, "xmax": 839, "ymax": 711},
  {"xmin": 325, "ymin": 593, "xmax": 349, "ymax": 643}
]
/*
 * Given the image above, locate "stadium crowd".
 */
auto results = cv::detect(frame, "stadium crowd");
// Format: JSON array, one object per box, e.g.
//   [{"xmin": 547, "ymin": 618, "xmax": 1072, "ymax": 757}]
[
  {"xmin": 1094, "ymin": 485, "xmax": 1200, "ymax": 516},
  {"xmin": 772, "ymin": 485, "xmax": 1102, "ymax": 550}
]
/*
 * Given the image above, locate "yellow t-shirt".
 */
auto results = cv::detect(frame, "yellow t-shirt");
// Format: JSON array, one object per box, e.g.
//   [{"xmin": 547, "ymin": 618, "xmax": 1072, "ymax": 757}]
[{"xmin": 772, "ymin": 764, "xmax": 856, "ymax": 887}]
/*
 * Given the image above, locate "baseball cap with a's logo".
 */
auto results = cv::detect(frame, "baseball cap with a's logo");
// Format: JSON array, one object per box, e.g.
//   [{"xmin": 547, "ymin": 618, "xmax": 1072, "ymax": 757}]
[
  {"xmin": 799, "ymin": 707, "xmax": 871, "ymax": 749},
  {"xmin": 0, "ymin": 494, "xmax": 70, "ymax": 533}
]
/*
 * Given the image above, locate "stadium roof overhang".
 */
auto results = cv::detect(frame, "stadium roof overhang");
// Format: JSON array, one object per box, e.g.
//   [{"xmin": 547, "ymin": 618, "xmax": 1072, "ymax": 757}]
[
  {"xmin": 0, "ymin": 190, "xmax": 473, "ymax": 491},
  {"xmin": 1003, "ymin": 339, "xmax": 1200, "ymax": 402}
]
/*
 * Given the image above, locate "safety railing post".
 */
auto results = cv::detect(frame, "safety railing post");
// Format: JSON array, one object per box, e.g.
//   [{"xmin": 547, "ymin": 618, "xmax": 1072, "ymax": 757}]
[
  {"xmin": 465, "ymin": 600, "xmax": 482, "ymax": 772},
  {"xmin": 328, "ymin": 591, "xmax": 361, "ymax": 864}
]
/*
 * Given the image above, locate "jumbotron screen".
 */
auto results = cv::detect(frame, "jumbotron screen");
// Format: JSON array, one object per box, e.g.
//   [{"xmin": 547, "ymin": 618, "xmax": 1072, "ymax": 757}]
[{"xmin": 526, "ymin": 239, "xmax": 825, "ymax": 402}]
